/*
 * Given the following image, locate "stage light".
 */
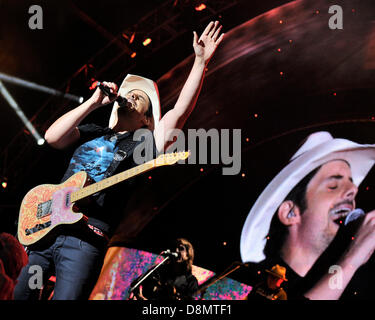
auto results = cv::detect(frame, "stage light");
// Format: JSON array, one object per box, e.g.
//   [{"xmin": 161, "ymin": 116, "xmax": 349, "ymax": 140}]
[
  {"xmin": 130, "ymin": 52, "xmax": 137, "ymax": 58},
  {"xmin": 0, "ymin": 72, "xmax": 83, "ymax": 103},
  {"xmin": 129, "ymin": 32, "xmax": 135, "ymax": 44},
  {"xmin": 89, "ymin": 80, "xmax": 99, "ymax": 90},
  {"xmin": 1, "ymin": 182, "xmax": 7, "ymax": 189},
  {"xmin": 143, "ymin": 38, "xmax": 152, "ymax": 46},
  {"xmin": 123, "ymin": 32, "xmax": 136, "ymax": 44},
  {"xmin": 0, "ymin": 80, "xmax": 45, "ymax": 146},
  {"xmin": 37, "ymin": 138, "xmax": 45, "ymax": 146},
  {"xmin": 195, "ymin": 3, "xmax": 206, "ymax": 11}
]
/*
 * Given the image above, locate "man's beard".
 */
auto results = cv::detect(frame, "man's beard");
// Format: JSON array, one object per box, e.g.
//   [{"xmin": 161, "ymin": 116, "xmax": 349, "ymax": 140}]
[
  {"xmin": 312, "ymin": 224, "xmax": 336, "ymax": 255},
  {"xmin": 117, "ymin": 105, "xmax": 132, "ymax": 116}
]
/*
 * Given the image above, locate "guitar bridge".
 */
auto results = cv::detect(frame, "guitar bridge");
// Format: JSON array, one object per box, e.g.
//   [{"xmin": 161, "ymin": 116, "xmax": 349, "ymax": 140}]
[{"xmin": 36, "ymin": 200, "xmax": 52, "ymax": 219}]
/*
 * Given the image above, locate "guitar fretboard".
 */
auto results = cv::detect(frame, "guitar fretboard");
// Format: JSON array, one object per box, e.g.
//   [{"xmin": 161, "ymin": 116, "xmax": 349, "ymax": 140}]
[{"xmin": 70, "ymin": 159, "xmax": 155, "ymax": 203}]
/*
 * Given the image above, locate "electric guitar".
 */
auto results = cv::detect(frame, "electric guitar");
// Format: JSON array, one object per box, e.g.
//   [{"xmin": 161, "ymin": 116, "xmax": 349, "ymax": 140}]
[{"xmin": 17, "ymin": 151, "xmax": 190, "ymax": 246}]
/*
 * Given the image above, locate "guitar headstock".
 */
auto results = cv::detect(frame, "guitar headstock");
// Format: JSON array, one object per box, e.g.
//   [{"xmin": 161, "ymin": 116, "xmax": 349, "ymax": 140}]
[{"xmin": 155, "ymin": 151, "xmax": 190, "ymax": 166}]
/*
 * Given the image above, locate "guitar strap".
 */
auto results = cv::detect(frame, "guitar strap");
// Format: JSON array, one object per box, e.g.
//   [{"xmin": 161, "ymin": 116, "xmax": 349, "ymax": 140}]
[
  {"xmin": 103, "ymin": 130, "xmax": 156, "ymax": 179},
  {"xmin": 102, "ymin": 132, "xmax": 137, "ymax": 179}
]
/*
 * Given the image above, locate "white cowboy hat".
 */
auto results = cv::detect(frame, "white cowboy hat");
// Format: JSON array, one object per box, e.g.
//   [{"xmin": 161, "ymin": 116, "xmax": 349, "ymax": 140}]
[
  {"xmin": 108, "ymin": 74, "xmax": 161, "ymax": 129},
  {"xmin": 240, "ymin": 131, "xmax": 375, "ymax": 263}
]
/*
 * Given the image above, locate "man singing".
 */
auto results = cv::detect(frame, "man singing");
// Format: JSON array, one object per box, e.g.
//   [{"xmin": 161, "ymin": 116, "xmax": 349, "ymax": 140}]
[
  {"xmin": 15, "ymin": 21, "xmax": 224, "ymax": 300},
  {"xmin": 241, "ymin": 131, "xmax": 375, "ymax": 299}
]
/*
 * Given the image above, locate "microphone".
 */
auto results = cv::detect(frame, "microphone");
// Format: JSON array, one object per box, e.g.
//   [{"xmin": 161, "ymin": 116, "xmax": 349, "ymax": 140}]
[
  {"xmin": 160, "ymin": 249, "xmax": 179, "ymax": 259},
  {"xmin": 341, "ymin": 208, "xmax": 365, "ymax": 238},
  {"xmin": 96, "ymin": 82, "xmax": 128, "ymax": 107},
  {"xmin": 344, "ymin": 208, "xmax": 365, "ymax": 226}
]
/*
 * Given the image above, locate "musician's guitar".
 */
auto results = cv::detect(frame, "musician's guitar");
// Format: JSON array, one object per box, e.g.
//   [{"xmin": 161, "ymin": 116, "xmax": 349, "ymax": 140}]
[{"xmin": 17, "ymin": 151, "xmax": 190, "ymax": 246}]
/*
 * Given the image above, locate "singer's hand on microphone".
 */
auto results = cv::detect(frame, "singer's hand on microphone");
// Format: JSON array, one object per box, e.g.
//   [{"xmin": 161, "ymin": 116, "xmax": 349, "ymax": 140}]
[
  {"xmin": 90, "ymin": 81, "xmax": 118, "ymax": 107},
  {"xmin": 343, "ymin": 210, "xmax": 375, "ymax": 268}
]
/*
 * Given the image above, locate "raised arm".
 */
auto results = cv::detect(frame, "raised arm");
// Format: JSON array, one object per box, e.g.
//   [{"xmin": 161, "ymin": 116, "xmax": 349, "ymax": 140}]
[
  {"xmin": 154, "ymin": 21, "xmax": 224, "ymax": 152},
  {"xmin": 44, "ymin": 82, "xmax": 118, "ymax": 149}
]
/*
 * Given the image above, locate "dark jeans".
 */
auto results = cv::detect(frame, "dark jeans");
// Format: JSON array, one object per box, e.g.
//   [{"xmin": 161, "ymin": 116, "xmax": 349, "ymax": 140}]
[{"xmin": 14, "ymin": 234, "xmax": 106, "ymax": 300}]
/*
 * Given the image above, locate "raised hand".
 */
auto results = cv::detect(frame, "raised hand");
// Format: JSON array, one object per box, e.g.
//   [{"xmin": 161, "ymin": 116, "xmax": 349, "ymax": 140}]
[
  {"xmin": 90, "ymin": 81, "xmax": 118, "ymax": 107},
  {"xmin": 193, "ymin": 21, "xmax": 224, "ymax": 66}
]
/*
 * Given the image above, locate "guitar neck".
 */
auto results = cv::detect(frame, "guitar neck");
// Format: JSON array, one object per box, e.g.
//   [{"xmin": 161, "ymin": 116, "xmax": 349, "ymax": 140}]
[{"xmin": 70, "ymin": 159, "xmax": 156, "ymax": 203}]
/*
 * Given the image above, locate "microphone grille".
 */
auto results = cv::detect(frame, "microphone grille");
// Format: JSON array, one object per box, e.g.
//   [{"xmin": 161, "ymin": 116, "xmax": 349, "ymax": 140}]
[{"xmin": 344, "ymin": 208, "xmax": 365, "ymax": 226}]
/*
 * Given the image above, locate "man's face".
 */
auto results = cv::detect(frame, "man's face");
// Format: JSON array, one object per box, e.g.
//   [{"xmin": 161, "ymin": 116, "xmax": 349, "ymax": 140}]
[
  {"xmin": 299, "ymin": 160, "xmax": 358, "ymax": 253},
  {"xmin": 175, "ymin": 243, "xmax": 189, "ymax": 264},
  {"xmin": 117, "ymin": 89, "xmax": 151, "ymax": 125},
  {"xmin": 267, "ymin": 275, "xmax": 284, "ymax": 289},
  {"xmin": 125, "ymin": 89, "xmax": 151, "ymax": 114}
]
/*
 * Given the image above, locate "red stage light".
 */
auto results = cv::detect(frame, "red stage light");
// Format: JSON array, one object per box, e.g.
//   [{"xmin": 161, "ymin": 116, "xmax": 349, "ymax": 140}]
[
  {"xmin": 1, "ymin": 182, "xmax": 7, "ymax": 189},
  {"xmin": 89, "ymin": 80, "xmax": 99, "ymax": 90},
  {"xmin": 130, "ymin": 52, "xmax": 137, "ymax": 58},
  {"xmin": 129, "ymin": 32, "xmax": 135, "ymax": 44}
]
